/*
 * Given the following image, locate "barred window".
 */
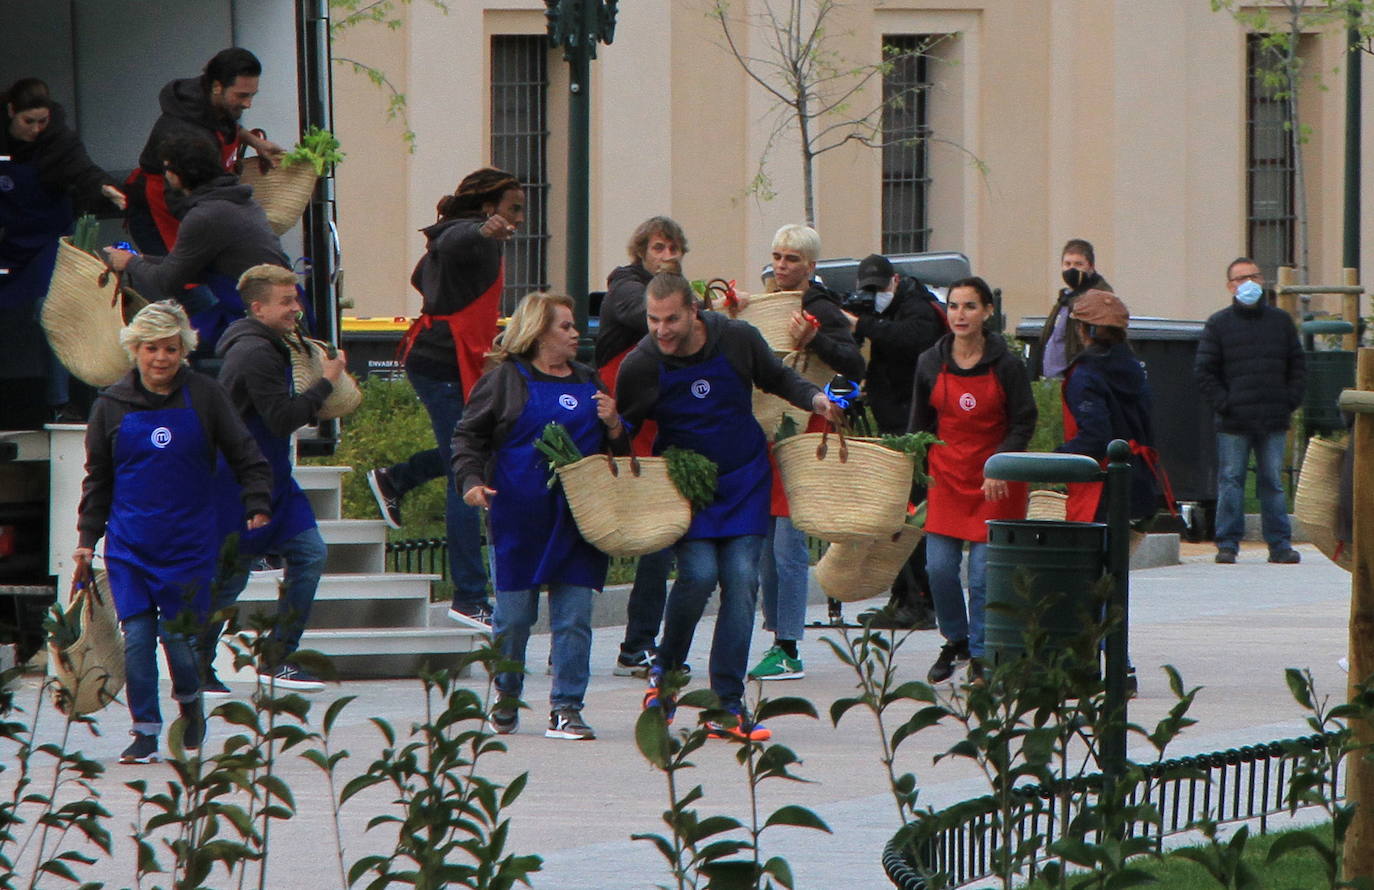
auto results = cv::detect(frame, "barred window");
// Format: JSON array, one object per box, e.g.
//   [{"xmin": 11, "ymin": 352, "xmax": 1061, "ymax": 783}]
[
  {"xmin": 880, "ymin": 35, "xmax": 933, "ymax": 255},
  {"xmin": 490, "ymin": 35, "xmax": 551, "ymax": 313},
  {"xmin": 1246, "ymin": 35, "xmax": 1296, "ymax": 281}
]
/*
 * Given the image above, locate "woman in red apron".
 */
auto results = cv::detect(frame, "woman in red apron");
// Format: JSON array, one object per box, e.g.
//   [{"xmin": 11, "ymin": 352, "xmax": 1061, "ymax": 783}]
[
  {"xmin": 452, "ymin": 293, "xmax": 627, "ymax": 740},
  {"xmin": 911, "ymin": 276, "xmax": 1036, "ymax": 685},
  {"xmin": 368, "ymin": 168, "xmax": 524, "ymax": 630}
]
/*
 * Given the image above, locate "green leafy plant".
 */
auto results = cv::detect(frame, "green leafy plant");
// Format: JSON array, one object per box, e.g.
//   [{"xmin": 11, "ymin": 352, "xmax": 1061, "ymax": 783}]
[
  {"xmin": 69, "ymin": 214, "xmax": 102, "ymax": 257},
  {"xmin": 533, "ymin": 421, "xmax": 584, "ymax": 481},
  {"xmin": 662, "ymin": 447, "xmax": 719, "ymax": 514},
  {"xmin": 282, "ymin": 126, "xmax": 346, "ymax": 176}
]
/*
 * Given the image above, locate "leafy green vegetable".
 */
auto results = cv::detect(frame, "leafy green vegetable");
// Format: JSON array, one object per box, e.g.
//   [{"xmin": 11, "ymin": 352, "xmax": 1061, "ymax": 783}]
[
  {"xmin": 534, "ymin": 422, "xmax": 584, "ymax": 487},
  {"xmin": 663, "ymin": 446, "xmax": 718, "ymax": 513},
  {"xmin": 283, "ymin": 125, "xmax": 346, "ymax": 176},
  {"xmin": 877, "ymin": 431, "xmax": 942, "ymax": 485},
  {"xmin": 70, "ymin": 214, "xmax": 101, "ymax": 258},
  {"xmin": 906, "ymin": 499, "xmax": 928, "ymax": 529},
  {"xmin": 44, "ymin": 592, "xmax": 84, "ymax": 651},
  {"xmin": 773, "ymin": 414, "xmax": 800, "ymax": 442}
]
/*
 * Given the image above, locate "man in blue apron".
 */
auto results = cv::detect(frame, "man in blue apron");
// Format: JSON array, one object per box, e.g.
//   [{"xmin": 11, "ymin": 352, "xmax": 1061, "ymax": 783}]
[
  {"xmin": 205, "ymin": 264, "xmax": 345, "ymax": 693},
  {"xmin": 615, "ymin": 272, "xmax": 841, "ymax": 741}
]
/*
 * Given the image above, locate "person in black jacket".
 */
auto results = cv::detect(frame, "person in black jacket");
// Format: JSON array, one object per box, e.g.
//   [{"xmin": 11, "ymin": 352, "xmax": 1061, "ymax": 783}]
[
  {"xmin": 1194, "ymin": 257, "xmax": 1305, "ymax": 565},
  {"xmin": 366, "ymin": 167, "xmax": 525, "ymax": 630},
  {"xmin": 1, "ymin": 78, "xmax": 125, "ymax": 421},
  {"xmin": 1035, "ymin": 238, "xmax": 1112, "ymax": 379},
  {"xmin": 126, "ymin": 48, "xmax": 283, "ymax": 255},
  {"xmin": 106, "ymin": 135, "xmax": 289, "ymax": 356},
  {"xmin": 595, "ymin": 216, "xmax": 688, "ymax": 677},
  {"xmin": 842, "ymin": 253, "xmax": 947, "ymax": 631},
  {"xmin": 202, "ymin": 264, "xmax": 347, "ymax": 695}
]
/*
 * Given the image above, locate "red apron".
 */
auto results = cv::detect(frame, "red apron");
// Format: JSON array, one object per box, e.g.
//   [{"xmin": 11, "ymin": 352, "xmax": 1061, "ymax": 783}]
[
  {"xmin": 600, "ymin": 345, "xmax": 657, "ymax": 456},
  {"xmin": 1059, "ymin": 376, "xmax": 1175, "ymax": 523},
  {"xmin": 925, "ymin": 364, "xmax": 1027, "ymax": 542},
  {"xmin": 398, "ymin": 262, "xmax": 504, "ymax": 400},
  {"xmin": 127, "ymin": 130, "xmax": 241, "ymax": 251},
  {"xmin": 769, "ymin": 412, "xmax": 830, "ymax": 517}
]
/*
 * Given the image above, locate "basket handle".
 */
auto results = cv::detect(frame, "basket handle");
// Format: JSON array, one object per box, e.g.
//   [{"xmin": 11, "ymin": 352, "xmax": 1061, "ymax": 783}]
[
  {"xmin": 96, "ymin": 266, "xmax": 129, "ymax": 310},
  {"xmin": 815, "ymin": 422, "xmax": 849, "ymax": 463},
  {"xmin": 629, "ymin": 455, "xmax": 642, "ymax": 477},
  {"xmin": 605, "ymin": 453, "xmax": 619, "ymax": 477},
  {"xmin": 248, "ymin": 128, "xmax": 272, "ymax": 174}
]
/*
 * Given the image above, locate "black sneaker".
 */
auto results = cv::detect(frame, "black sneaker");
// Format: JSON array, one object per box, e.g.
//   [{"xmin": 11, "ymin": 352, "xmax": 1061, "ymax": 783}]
[
  {"xmin": 178, "ymin": 698, "xmax": 205, "ymax": 751},
  {"xmin": 489, "ymin": 701, "xmax": 519, "ymax": 735},
  {"xmin": 202, "ymin": 668, "xmax": 231, "ymax": 698},
  {"xmin": 258, "ymin": 663, "xmax": 327, "ymax": 692},
  {"xmin": 1215, "ymin": 549, "xmax": 1237, "ymax": 564},
  {"xmin": 448, "ymin": 602, "xmax": 493, "ymax": 632},
  {"xmin": 927, "ymin": 639, "xmax": 970, "ymax": 684},
  {"xmin": 545, "ymin": 707, "xmax": 596, "ymax": 740},
  {"xmin": 966, "ymin": 658, "xmax": 986, "ymax": 687},
  {"xmin": 120, "ymin": 732, "xmax": 159, "ymax": 764},
  {"xmin": 367, "ymin": 468, "xmax": 403, "ymax": 530},
  {"xmin": 614, "ymin": 649, "xmax": 654, "ymax": 677},
  {"xmin": 1268, "ymin": 547, "xmax": 1301, "ymax": 564}
]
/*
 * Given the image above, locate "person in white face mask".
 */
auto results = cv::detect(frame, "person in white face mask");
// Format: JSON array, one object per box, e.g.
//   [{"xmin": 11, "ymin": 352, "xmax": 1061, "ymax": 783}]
[{"xmin": 1193, "ymin": 257, "xmax": 1306, "ymax": 566}]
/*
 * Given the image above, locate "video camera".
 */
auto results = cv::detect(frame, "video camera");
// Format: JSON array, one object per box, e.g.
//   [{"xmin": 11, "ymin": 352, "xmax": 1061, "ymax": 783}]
[{"xmin": 840, "ymin": 290, "xmax": 877, "ymax": 314}]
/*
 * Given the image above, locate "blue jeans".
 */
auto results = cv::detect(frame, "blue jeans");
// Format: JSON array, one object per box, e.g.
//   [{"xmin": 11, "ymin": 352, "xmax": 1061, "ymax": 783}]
[
  {"xmin": 1215, "ymin": 430, "xmax": 1292, "ymax": 551},
  {"xmin": 659, "ymin": 535, "xmax": 764, "ymax": 710},
  {"xmin": 759, "ymin": 517, "xmax": 809, "ymax": 642},
  {"xmin": 925, "ymin": 532, "xmax": 988, "ymax": 658},
  {"xmin": 619, "ymin": 548, "xmax": 674, "ymax": 658},
  {"xmin": 493, "ymin": 584, "xmax": 595, "ymax": 710},
  {"xmin": 203, "ymin": 526, "xmax": 328, "ymax": 665},
  {"xmin": 389, "ymin": 368, "xmax": 489, "ymax": 608},
  {"xmin": 122, "ymin": 609, "xmax": 201, "ymax": 735}
]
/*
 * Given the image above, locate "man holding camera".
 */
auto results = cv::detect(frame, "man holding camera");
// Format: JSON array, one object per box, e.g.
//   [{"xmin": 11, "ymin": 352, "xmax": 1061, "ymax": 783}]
[{"xmin": 841, "ymin": 253, "xmax": 948, "ymax": 629}]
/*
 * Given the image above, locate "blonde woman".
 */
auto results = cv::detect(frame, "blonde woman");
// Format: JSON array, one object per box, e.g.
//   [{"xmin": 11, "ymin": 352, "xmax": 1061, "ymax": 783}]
[
  {"xmin": 74, "ymin": 300, "xmax": 271, "ymax": 763},
  {"xmin": 452, "ymin": 292, "xmax": 627, "ymax": 740}
]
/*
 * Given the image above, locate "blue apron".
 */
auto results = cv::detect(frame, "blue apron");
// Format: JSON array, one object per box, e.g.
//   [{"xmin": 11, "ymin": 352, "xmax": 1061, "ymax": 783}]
[
  {"xmin": 0, "ymin": 157, "xmax": 70, "ymax": 379},
  {"xmin": 652, "ymin": 351, "xmax": 771, "ymax": 539},
  {"xmin": 188, "ymin": 271, "xmax": 247, "ymax": 359},
  {"xmin": 212, "ymin": 408, "xmax": 316, "ymax": 557},
  {"xmin": 488, "ymin": 363, "xmax": 609, "ymax": 592},
  {"xmin": 104, "ymin": 387, "xmax": 218, "ymax": 621}
]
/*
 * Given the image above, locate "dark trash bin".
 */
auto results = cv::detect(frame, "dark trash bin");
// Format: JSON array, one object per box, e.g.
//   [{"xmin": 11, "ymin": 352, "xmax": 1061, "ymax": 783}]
[
  {"xmin": 340, "ymin": 316, "xmax": 410, "ymax": 382},
  {"xmin": 1300, "ymin": 320, "xmax": 1355, "ymax": 437},
  {"xmin": 984, "ymin": 519, "xmax": 1105, "ymax": 666}
]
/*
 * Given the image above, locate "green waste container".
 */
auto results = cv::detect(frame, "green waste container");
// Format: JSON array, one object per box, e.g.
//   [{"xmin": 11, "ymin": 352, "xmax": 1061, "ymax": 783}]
[
  {"xmin": 984, "ymin": 519, "xmax": 1105, "ymax": 666},
  {"xmin": 1300, "ymin": 321, "xmax": 1356, "ymax": 436}
]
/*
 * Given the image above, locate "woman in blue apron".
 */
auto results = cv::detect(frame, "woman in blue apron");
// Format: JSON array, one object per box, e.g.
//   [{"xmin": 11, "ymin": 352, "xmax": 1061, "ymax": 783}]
[
  {"xmin": 74, "ymin": 301, "xmax": 271, "ymax": 763},
  {"xmin": 452, "ymin": 292, "xmax": 627, "ymax": 741},
  {"xmin": 1, "ymin": 78, "xmax": 125, "ymax": 422}
]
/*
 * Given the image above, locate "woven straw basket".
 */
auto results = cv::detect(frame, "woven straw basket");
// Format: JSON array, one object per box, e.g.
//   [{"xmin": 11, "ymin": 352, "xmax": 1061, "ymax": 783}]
[
  {"xmin": 1295, "ymin": 436, "xmax": 1350, "ymax": 571},
  {"xmin": 48, "ymin": 569, "xmax": 125, "ymax": 717},
  {"xmin": 555, "ymin": 454, "xmax": 692, "ymax": 557},
  {"xmin": 41, "ymin": 238, "xmax": 146, "ymax": 386},
  {"xmin": 815, "ymin": 525, "xmax": 924, "ymax": 602},
  {"xmin": 753, "ymin": 350, "xmax": 834, "ymax": 441},
  {"xmin": 286, "ymin": 333, "xmax": 363, "ymax": 420},
  {"xmin": 735, "ymin": 290, "xmax": 804, "ymax": 352},
  {"xmin": 240, "ymin": 161, "xmax": 318, "ymax": 235},
  {"xmin": 774, "ymin": 429, "xmax": 914, "ymax": 542},
  {"xmin": 1027, "ymin": 489, "xmax": 1069, "ymax": 522}
]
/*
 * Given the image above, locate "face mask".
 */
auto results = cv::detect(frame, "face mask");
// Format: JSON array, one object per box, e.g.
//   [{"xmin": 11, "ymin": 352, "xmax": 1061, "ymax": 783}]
[
  {"xmin": 874, "ymin": 290, "xmax": 895, "ymax": 314},
  {"xmin": 1062, "ymin": 268, "xmax": 1087, "ymax": 290},
  {"xmin": 1234, "ymin": 280, "xmax": 1263, "ymax": 306}
]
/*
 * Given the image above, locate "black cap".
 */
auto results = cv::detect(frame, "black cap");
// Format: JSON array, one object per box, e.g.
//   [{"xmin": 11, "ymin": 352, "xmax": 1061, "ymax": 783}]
[{"xmin": 856, "ymin": 254, "xmax": 895, "ymax": 291}]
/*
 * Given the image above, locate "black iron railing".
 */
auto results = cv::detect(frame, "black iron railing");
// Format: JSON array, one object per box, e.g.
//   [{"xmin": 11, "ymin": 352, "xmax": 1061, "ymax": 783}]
[
  {"xmin": 385, "ymin": 538, "xmax": 450, "ymax": 578},
  {"xmin": 884, "ymin": 732, "xmax": 1341, "ymax": 889}
]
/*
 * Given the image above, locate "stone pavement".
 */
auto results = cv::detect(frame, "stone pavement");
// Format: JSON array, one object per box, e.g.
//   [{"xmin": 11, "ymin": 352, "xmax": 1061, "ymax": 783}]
[{"xmin": 1, "ymin": 541, "xmax": 1353, "ymax": 889}]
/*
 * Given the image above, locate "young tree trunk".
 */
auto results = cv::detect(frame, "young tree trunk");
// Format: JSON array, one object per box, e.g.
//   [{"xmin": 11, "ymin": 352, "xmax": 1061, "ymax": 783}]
[
  {"xmin": 797, "ymin": 93, "xmax": 817, "ymax": 227},
  {"xmin": 1286, "ymin": 14, "xmax": 1310, "ymax": 282}
]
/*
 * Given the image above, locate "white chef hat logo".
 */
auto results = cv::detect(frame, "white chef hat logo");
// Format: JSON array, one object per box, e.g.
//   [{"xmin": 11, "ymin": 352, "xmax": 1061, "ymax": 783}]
[
  {"xmin": 959, "ymin": 392, "xmax": 977, "ymax": 412},
  {"xmin": 150, "ymin": 427, "xmax": 173, "ymax": 448},
  {"xmin": 691, "ymin": 379, "xmax": 711, "ymax": 399},
  {"xmin": 559, "ymin": 394, "xmax": 579, "ymax": 411}
]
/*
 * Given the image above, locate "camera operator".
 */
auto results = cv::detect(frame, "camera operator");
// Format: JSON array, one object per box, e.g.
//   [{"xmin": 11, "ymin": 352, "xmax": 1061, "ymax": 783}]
[{"xmin": 841, "ymin": 253, "xmax": 948, "ymax": 629}]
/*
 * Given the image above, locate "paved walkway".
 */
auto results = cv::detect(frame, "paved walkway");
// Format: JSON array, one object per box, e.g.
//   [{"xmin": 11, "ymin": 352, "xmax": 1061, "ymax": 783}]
[{"xmin": 1, "ymin": 541, "xmax": 1354, "ymax": 888}]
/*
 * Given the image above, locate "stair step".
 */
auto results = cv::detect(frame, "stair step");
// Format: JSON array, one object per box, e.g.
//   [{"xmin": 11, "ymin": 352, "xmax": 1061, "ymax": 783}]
[
  {"xmin": 233, "ymin": 572, "xmax": 437, "ymax": 629},
  {"xmin": 303, "ymin": 627, "xmax": 478, "ymax": 678},
  {"xmin": 235, "ymin": 572, "xmax": 438, "ymax": 603},
  {"xmin": 293, "ymin": 465, "xmax": 352, "ymax": 491},
  {"xmin": 317, "ymin": 519, "xmax": 388, "ymax": 545}
]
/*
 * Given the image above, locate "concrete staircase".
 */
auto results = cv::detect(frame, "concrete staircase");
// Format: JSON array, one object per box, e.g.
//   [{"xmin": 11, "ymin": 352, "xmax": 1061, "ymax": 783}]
[{"xmin": 213, "ymin": 464, "xmax": 479, "ymax": 680}]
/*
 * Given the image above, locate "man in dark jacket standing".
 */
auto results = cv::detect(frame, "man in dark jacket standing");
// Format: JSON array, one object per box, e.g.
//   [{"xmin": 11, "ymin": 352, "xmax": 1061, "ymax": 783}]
[
  {"xmin": 841, "ymin": 253, "xmax": 947, "ymax": 629},
  {"xmin": 126, "ymin": 48, "xmax": 283, "ymax": 255},
  {"xmin": 1036, "ymin": 238, "xmax": 1112, "ymax": 379},
  {"xmin": 1194, "ymin": 257, "xmax": 1305, "ymax": 565},
  {"xmin": 203, "ymin": 264, "xmax": 346, "ymax": 693}
]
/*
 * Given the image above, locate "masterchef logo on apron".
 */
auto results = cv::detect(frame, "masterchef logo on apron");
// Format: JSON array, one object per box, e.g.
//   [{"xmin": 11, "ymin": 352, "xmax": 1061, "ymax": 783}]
[
  {"xmin": 559, "ymin": 394, "xmax": 579, "ymax": 411},
  {"xmin": 959, "ymin": 392, "xmax": 977, "ymax": 411},
  {"xmin": 150, "ymin": 427, "xmax": 173, "ymax": 449},
  {"xmin": 691, "ymin": 379, "xmax": 711, "ymax": 399}
]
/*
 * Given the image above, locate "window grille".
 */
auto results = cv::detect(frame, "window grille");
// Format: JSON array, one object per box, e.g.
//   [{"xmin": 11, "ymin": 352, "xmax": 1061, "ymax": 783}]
[
  {"xmin": 1246, "ymin": 35, "xmax": 1296, "ymax": 280},
  {"xmin": 880, "ymin": 35, "xmax": 933, "ymax": 255},
  {"xmin": 491, "ymin": 35, "xmax": 550, "ymax": 313}
]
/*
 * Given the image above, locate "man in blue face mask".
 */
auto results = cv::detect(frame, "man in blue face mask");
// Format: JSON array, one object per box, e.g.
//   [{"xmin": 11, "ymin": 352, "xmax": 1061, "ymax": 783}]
[{"xmin": 1194, "ymin": 257, "xmax": 1306, "ymax": 565}]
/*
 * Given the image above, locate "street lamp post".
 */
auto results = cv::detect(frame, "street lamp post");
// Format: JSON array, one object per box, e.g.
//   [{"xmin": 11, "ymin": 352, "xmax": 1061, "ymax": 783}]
[{"xmin": 545, "ymin": 1, "xmax": 618, "ymax": 355}]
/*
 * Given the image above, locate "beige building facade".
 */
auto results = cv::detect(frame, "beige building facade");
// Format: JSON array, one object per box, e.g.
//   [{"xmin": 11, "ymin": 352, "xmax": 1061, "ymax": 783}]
[{"xmin": 332, "ymin": 0, "xmax": 1374, "ymax": 329}]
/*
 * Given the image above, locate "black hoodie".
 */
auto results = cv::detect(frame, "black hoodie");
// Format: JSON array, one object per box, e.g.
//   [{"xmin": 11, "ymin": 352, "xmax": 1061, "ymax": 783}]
[
  {"xmin": 909, "ymin": 331, "xmax": 1037, "ymax": 454},
  {"xmin": 405, "ymin": 216, "xmax": 504, "ymax": 381},
  {"xmin": 137, "ymin": 78, "xmax": 238, "ymax": 175},
  {"xmin": 0, "ymin": 103, "xmax": 115, "ymax": 211},
  {"xmin": 216, "ymin": 317, "xmax": 334, "ymax": 438},
  {"xmin": 594, "ymin": 262, "xmax": 653, "ymax": 368},
  {"xmin": 77, "ymin": 367, "xmax": 272, "ymax": 549},
  {"xmin": 123, "ymin": 174, "xmax": 287, "ymax": 302}
]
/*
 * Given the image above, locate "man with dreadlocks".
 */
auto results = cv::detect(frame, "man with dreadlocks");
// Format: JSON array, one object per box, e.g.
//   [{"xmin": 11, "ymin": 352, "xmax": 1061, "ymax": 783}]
[{"xmin": 367, "ymin": 167, "xmax": 525, "ymax": 630}]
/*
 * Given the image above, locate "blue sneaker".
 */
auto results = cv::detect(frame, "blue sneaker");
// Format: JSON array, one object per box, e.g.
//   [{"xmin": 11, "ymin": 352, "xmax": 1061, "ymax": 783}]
[{"xmin": 642, "ymin": 666, "xmax": 677, "ymax": 724}]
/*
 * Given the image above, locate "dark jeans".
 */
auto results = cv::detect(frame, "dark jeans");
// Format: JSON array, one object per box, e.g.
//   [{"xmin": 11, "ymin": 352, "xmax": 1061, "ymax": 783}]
[
  {"xmin": 123, "ymin": 609, "xmax": 200, "ymax": 736},
  {"xmin": 658, "ymin": 535, "xmax": 764, "ymax": 711},
  {"xmin": 388, "ymin": 368, "xmax": 489, "ymax": 607},
  {"xmin": 619, "ymin": 548, "xmax": 674, "ymax": 658}
]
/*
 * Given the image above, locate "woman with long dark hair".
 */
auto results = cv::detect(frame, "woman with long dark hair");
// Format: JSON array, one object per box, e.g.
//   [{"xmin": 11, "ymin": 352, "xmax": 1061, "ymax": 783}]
[
  {"xmin": 368, "ymin": 167, "xmax": 525, "ymax": 629},
  {"xmin": 910, "ymin": 276, "xmax": 1036, "ymax": 685}
]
